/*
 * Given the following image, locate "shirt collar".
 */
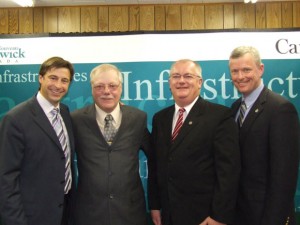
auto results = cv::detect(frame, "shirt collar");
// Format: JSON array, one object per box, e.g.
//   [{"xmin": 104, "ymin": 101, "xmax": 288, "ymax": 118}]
[
  {"xmin": 174, "ymin": 96, "xmax": 199, "ymax": 115},
  {"xmin": 243, "ymin": 82, "xmax": 264, "ymax": 108},
  {"xmin": 36, "ymin": 91, "xmax": 60, "ymax": 115}
]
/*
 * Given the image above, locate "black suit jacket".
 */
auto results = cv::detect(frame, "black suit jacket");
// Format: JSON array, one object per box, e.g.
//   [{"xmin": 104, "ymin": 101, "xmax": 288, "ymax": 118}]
[
  {"xmin": 0, "ymin": 96, "xmax": 76, "ymax": 225},
  {"xmin": 148, "ymin": 97, "xmax": 241, "ymax": 225},
  {"xmin": 71, "ymin": 104, "xmax": 152, "ymax": 225},
  {"xmin": 231, "ymin": 87, "xmax": 300, "ymax": 225}
]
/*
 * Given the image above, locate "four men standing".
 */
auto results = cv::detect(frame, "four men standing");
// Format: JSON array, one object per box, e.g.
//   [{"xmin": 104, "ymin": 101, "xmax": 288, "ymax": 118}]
[{"xmin": 0, "ymin": 47, "xmax": 299, "ymax": 225}]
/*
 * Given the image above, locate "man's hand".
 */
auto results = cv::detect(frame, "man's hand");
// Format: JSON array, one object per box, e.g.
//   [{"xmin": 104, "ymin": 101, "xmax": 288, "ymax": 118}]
[
  {"xmin": 199, "ymin": 216, "xmax": 226, "ymax": 225},
  {"xmin": 151, "ymin": 210, "xmax": 162, "ymax": 225}
]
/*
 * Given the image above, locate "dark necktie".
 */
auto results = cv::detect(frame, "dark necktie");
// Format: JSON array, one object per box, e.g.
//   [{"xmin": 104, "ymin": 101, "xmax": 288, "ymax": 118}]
[
  {"xmin": 51, "ymin": 108, "xmax": 72, "ymax": 194},
  {"xmin": 171, "ymin": 108, "xmax": 185, "ymax": 141},
  {"xmin": 104, "ymin": 114, "xmax": 117, "ymax": 145},
  {"xmin": 238, "ymin": 101, "xmax": 247, "ymax": 127}
]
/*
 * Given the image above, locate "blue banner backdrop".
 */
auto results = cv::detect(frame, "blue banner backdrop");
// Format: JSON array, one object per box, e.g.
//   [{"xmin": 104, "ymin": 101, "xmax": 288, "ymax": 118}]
[{"xmin": 1, "ymin": 31, "xmax": 300, "ymax": 212}]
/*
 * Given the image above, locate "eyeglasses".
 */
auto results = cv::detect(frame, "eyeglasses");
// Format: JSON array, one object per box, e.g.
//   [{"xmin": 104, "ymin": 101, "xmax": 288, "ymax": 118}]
[
  {"xmin": 170, "ymin": 73, "xmax": 201, "ymax": 81},
  {"xmin": 93, "ymin": 83, "xmax": 120, "ymax": 92}
]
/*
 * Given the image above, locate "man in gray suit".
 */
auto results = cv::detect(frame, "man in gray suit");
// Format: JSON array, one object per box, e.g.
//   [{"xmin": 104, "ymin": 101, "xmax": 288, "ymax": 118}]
[
  {"xmin": 71, "ymin": 64, "xmax": 153, "ymax": 225},
  {"xmin": 0, "ymin": 56, "xmax": 76, "ymax": 225},
  {"xmin": 229, "ymin": 46, "xmax": 299, "ymax": 225}
]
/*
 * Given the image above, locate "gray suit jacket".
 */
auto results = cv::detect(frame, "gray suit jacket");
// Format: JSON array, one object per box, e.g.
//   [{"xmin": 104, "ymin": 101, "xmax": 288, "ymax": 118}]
[
  {"xmin": 71, "ymin": 104, "xmax": 152, "ymax": 225},
  {"xmin": 0, "ymin": 96, "xmax": 75, "ymax": 225},
  {"xmin": 231, "ymin": 87, "xmax": 300, "ymax": 225}
]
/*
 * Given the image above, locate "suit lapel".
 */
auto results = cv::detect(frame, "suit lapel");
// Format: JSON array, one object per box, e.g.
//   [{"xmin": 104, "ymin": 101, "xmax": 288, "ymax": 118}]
[
  {"xmin": 170, "ymin": 98, "xmax": 204, "ymax": 150},
  {"xmin": 239, "ymin": 87, "xmax": 267, "ymax": 144},
  {"xmin": 83, "ymin": 104, "xmax": 104, "ymax": 140},
  {"xmin": 160, "ymin": 106, "xmax": 175, "ymax": 148},
  {"xmin": 115, "ymin": 105, "xmax": 132, "ymax": 143},
  {"xmin": 29, "ymin": 97, "xmax": 62, "ymax": 149}
]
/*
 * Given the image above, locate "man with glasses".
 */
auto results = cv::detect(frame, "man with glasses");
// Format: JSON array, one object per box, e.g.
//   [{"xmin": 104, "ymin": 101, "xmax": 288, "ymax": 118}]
[
  {"xmin": 71, "ymin": 64, "xmax": 153, "ymax": 225},
  {"xmin": 148, "ymin": 59, "xmax": 240, "ymax": 225}
]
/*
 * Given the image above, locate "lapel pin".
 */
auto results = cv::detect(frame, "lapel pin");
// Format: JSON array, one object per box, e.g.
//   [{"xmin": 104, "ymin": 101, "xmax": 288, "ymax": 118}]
[
  {"xmin": 255, "ymin": 109, "xmax": 259, "ymax": 113},
  {"xmin": 189, "ymin": 121, "xmax": 193, "ymax": 125}
]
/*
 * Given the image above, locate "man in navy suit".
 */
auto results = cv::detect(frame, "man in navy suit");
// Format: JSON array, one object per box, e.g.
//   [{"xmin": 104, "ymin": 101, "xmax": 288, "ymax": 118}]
[
  {"xmin": 229, "ymin": 46, "xmax": 299, "ymax": 225},
  {"xmin": 0, "ymin": 57, "xmax": 76, "ymax": 225},
  {"xmin": 148, "ymin": 59, "xmax": 241, "ymax": 225}
]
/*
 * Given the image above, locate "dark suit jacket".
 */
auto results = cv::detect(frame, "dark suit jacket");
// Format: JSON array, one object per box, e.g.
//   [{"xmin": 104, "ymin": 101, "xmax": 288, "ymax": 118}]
[
  {"xmin": 231, "ymin": 87, "xmax": 300, "ymax": 225},
  {"xmin": 0, "ymin": 96, "xmax": 76, "ymax": 225},
  {"xmin": 148, "ymin": 97, "xmax": 241, "ymax": 225},
  {"xmin": 71, "ymin": 104, "xmax": 152, "ymax": 225}
]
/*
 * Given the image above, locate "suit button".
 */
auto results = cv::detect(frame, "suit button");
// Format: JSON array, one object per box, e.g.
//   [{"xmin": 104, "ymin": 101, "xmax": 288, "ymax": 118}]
[
  {"xmin": 109, "ymin": 194, "xmax": 114, "ymax": 199},
  {"xmin": 168, "ymin": 177, "xmax": 173, "ymax": 182},
  {"xmin": 168, "ymin": 157, "xmax": 172, "ymax": 162},
  {"xmin": 58, "ymin": 203, "xmax": 63, "ymax": 208},
  {"xmin": 60, "ymin": 180, "xmax": 65, "ymax": 184}
]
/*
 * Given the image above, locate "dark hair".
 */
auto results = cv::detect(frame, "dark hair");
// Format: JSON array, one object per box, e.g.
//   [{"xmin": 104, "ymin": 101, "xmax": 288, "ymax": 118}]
[{"xmin": 39, "ymin": 56, "xmax": 75, "ymax": 81}]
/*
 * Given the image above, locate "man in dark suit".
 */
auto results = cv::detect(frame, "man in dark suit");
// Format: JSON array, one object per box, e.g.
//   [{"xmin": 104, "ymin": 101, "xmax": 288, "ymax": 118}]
[
  {"xmin": 229, "ymin": 46, "xmax": 300, "ymax": 225},
  {"xmin": 71, "ymin": 64, "xmax": 153, "ymax": 225},
  {"xmin": 0, "ymin": 57, "xmax": 76, "ymax": 225},
  {"xmin": 148, "ymin": 59, "xmax": 241, "ymax": 225}
]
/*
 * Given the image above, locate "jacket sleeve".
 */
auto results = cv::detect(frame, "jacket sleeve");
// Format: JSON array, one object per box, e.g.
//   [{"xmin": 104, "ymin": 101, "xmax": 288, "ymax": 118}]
[{"xmin": 0, "ymin": 114, "xmax": 28, "ymax": 225}]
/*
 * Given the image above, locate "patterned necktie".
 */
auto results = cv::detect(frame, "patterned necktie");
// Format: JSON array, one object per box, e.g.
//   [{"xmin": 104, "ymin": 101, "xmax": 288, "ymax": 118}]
[
  {"xmin": 104, "ymin": 114, "xmax": 117, "ymax": 145},
  {"xmin": 238, "ymin": 101, "xmax": 247, "ymax": 127},
  {"xmin": 171, "ymin": 108, "xmax": 185, "ymax": 141},
  {"xmin": 51, "ymin": 108, "xmax": 72, "ymax": 194}
]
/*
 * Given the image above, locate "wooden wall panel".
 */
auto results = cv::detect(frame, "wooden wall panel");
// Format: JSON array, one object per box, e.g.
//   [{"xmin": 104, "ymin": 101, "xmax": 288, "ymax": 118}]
[
  {"xmin": 256, "ymin": 3, "xmax": 266, "ymax": 28},
  {"xmin": 109, "ymin": 6, "xmax": 128, "ymax": 32},
  {"xmin": 282, "ymin": 2, "xmax": 293, "ymax": 28},
  {"xmin": 266, "ymin": 3, "xmax": 282, "ymax": 28},
  {"xmin": 58, "ymin": 7, "xmax": 80, "ymax": 32},
  {"xmin": 0, "ymin": 2, "xmax": 299, "ymax": 35},
  {"xmin": 293, "ymin": 2, "xmax": 300, "ymax": 27},
  {"xmin": 182, "ymin": 5, "xmax": 204, "ymax": 30},
  {"xmin": 19, "ymin": 8, "xmax": 33, "ymax": 34},
  {"xmin": 34, "ymin": 8, "xmax": 43, "ymax": 33},
  {"xmin": 8, "ymin": 9, "xmax": 18, "ymax": 34},
  {"xmin": 44, "ymin": 7, "xmax": 58, "ymax": 33},
  {"xmin": 154, "ymin": 5, "xmax": 165, "ymax": 30},
  {"xmin": 129, "ymin": 6, "xmax": 139, "ymax": 31},
  {"xmin": 0, "ymin": 9, "xmax": 8, "ymax": 33},
  {"xmin": 223, "ymin": 4, "xmax": 234, "ymax": 29},
  {"xmin": 140, "ymin": 6, "xmax": 154, "ymax": 31},
  {"xmin": 234, "ymin": 3, "xmax": 255, "ymax": 28},
  {"xmin": 166, "ymin": 5, "xmax": 181, "ymax": 30},
  {"xmin": 81, "ymin": 7, "xmax": 98, "ymax": 32},
  {"xmin": 205, "ymin": 4, "xmax": 223, "ymax": 29},
  {"xmin": 98, "ymin": 6, "xmax": 108, "ymax": 32}
]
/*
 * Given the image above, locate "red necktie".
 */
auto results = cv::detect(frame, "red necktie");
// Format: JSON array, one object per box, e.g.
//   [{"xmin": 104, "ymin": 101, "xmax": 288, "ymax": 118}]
[{"xmin": 171, "ymin": 108, "xmax": 185, "ymax": 141}]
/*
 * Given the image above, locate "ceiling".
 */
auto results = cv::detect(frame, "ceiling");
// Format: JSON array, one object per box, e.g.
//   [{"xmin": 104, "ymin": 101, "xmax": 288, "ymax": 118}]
[{"xmin": 0, "ymin": 0, "xmax": 290, "ymax": 8}]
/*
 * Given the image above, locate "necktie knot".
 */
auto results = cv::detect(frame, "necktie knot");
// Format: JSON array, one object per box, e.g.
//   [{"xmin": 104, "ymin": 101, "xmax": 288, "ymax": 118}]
[
  {"xmin": 105, "ymin": 114, "xmax": 113, "ymax": 123},
  {"xmin": 51, "ymin": 108, "xmax": 59, "ymax": 116}
]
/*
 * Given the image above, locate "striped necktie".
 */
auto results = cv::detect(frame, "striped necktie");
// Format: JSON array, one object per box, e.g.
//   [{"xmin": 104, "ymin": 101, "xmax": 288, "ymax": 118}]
[
  {"xmin": 171, "ymin": 108, "xmax": 185, "ymax": 141},
  {"xmin": 238, "ymin": 101, "xmax": 247, "ymax": 127},
  {"xmin": 51, "ymin": 108, "xmax": 72, "ymax": 194}
]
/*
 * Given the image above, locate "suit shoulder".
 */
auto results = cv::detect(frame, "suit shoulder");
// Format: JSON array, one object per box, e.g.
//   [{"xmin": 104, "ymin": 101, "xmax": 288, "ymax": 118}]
[
  {"xmin": 4, "ymin": 98, "xmax": 33, "ymax": 119},
  {"xmin": 153, "ymin": 105, "xmax": 173, "ymax": 117},
  {"xmin": 71, "ymin": 105, "xmax": 91, "ymax": 118},
  {"xmin": 203, "ymin": 99, "xmax": 231, "ymax": 113},
  {"xmin": 122, "ymin": 105, "xmax": 147, "ymax": 117}
]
